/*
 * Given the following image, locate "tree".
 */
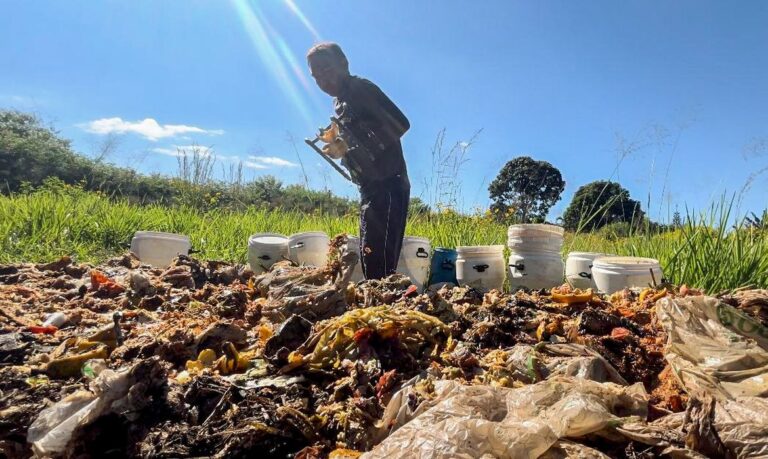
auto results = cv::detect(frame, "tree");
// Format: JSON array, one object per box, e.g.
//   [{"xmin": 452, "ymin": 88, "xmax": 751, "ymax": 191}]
[
  {"xmin": 408, "ymin": 197, "xmax": 431, "ymax": 216},
  {"xmin": 671, "ymin": 210, "xmax": 682, "ymax": 229},
  {"xmin": 0, "ymin": 110, "xmax": 90, "ymax": 191},
  {"xmin": 562, "ymin": 180, "xmax": 644, "ymax": 231},
  {"xmin": 488, "ymin": 156, "xmax": 565, "ymax": 223}
]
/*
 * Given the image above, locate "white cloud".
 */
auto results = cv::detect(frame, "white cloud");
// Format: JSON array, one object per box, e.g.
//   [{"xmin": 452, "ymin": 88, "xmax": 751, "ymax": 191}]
[
  {"xmin": 151, "ymin": 147, "xmax": 178, "ymax": 157},
  {"xmin": 247, "ymin": 155, "xmax": 298, "ymax": 167},
  {"xmin": 243, "ymin": 161, "xmax": 269, "ymax": 170},
  {"xmin": 81, "ymin": 117, "xmax": 224, "ymax": 141},
  {"xmin": 152, "ymin": 145, "xmax": 266, "ymax": 170},
  {"xmin": 150, "ymin": 146, "xmax": 294, "ymax": 171},
  {"xmin": 151, "ymin": 145, "xmax": 215, "ymax": 158}
]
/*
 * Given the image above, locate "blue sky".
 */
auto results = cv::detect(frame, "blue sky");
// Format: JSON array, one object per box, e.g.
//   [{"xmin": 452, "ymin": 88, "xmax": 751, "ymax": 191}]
[{"xmin": 2, "ymin": 0, "xmax": 767, "ymax": 221}]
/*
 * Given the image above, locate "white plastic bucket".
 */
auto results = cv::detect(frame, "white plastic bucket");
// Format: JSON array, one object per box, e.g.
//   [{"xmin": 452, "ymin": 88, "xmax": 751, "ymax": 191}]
[
  {"xmin": 507, "ymin": 224, "xmax": 565, "ymax": 252},
  {"xmin": 456, "ymin": 245, "xmax": 506, "ymax": 292},
  {"xmin": 346, "ymin": 235, "xmax": 365, "ymax": 283},
  {"xmin": 397, "ymin": 236, "xmax": 432, "ymax": 291},
  {"xmin": 130, "ymin": 231, "xmax": 191, "ymax": 267},
  {"xmin": 592, "ymin": 257, "xmax": 664, "ymax": 294},
  {"xmin": 565, "ymin": 252, "xmax": 611, "ymax": 290},
  {"xmin": 506, "ymin": 224, "xmax": 565, "ymax": 290},
  {"xmin": 288, "ymin": 232, "xmax": 330, "ymax": 268},
  {"xmin": 248, "ymin": 233, "xmax": 288, "ymax": 274},
  {"xmin": 508, "ymin": 251, "xmax": 564, "ymax": 290}
]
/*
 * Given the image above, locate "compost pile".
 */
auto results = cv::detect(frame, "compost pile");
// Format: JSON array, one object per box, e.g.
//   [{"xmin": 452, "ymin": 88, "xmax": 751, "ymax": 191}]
[{"xmin": 1, "ymin": 236, "xmax": 767, "ymax": 459}]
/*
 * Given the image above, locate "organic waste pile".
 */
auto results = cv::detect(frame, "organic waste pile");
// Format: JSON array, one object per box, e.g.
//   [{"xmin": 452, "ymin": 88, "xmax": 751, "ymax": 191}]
[{"xmin": 1, "ymin": 235, "xmax": 767, "ymax": 458}]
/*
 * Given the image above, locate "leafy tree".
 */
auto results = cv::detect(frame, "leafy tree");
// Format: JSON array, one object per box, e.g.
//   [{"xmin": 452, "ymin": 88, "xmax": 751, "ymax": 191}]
[
  {"xmin": 562, "ymin": 180, "xmax": 644, "ymax": 231},
  {"xmin": 672, "ymin": 210, "xmax": 683, "ymax": 228},
  {"xmin": 488, "ymin": 156, "xmax": 565, "ymax": 223},
  {"xmin": 0, "ymin": 110, "xmax": 90, "ymax": 191},
  {"xmin": 408, "ymin": 197, "xmax": 431, "ymax": 216}
]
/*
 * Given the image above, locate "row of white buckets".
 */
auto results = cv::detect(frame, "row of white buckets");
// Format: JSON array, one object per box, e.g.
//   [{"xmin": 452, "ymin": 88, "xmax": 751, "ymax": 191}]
[
  {"xmin": 569, "ymin": 253, "xmax": 664, "ymax": 293},
  {"xmin": 247, "ymin": 232, "xmax": 330, "ymax": 274},
  {"xmin": 248, "ymin": 232, "xmax": 433, "ymax": 290},
  {"xmin": 132, "ymin": 228, "xmax": 664, "ymax": 294}
]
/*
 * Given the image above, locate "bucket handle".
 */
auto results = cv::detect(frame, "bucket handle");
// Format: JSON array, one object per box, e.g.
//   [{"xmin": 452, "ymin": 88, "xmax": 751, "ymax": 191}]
[
  {"xmin": 258, "ymin": 255, "xmax": 271, "ymax": 261},
  {"xmin": 188, "ymin": 248, "xmax": 200, "ymax": 254},
  {"xmin": 473, "ymin": 264, "xmax": 489, "ymax": 273},
  {"xmin": 578, "ymin": 272, "xmax": 592, "ymax": 279},
  {"xmin": 441, "ymin": 260, "xmax": 455, "ymax": 270},
  {"xmin": 416, "ymin": 248, "xmax": 429, "ymax": 258},
  {"xmin": 509, "ymin": 262, "xmax": 525, "ymax": 271},
  {"xmin": 290, "ymin": 242, "xmax": 305, "ymax": 250}
]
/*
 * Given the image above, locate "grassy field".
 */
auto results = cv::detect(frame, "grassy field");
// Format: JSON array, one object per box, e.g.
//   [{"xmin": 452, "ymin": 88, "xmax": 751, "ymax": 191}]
[{"xmin": 2, "ymin": 186, "xmax": 766, "ymax": 293}]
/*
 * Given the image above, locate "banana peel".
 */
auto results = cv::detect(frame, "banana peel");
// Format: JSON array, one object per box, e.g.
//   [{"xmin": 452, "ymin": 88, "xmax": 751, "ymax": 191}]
[
  {"xmin": 218, "ymin": 341, "xmax": 251, "ymax": 374},
  {"xmin": 87, "ymin": 323, "xmax": 121, "ymax": 350},
  {"xmin": 185, "ymin": 343, "xmax": 252, "ymax": 376},
  {"xmin": 329, "ymin": 449, "xmax": 363, "ymax": 459},
  {"xmin": 551, "ymin": 288, "xmax": 594, "ymax": 304},
  {"xmin": 639, "ymin": 287, "xmax": 668, "ymax": 304},
  {"xmin": 43, "ymin": 338, "xmax": 109, "ymax": 379}
]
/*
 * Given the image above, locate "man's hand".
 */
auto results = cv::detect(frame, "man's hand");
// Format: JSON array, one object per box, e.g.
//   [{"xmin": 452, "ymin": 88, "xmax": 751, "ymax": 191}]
[
  {"xmin": 318, "ymin": 121, "xmax": 348, "ymax": 159},
  {"xmin": 322, "ymin": 137, "xmax": 348, "ymax": 159},
  {"xmin": 318, "ymin": 122, "xmax": 340, "ymax": 143}
]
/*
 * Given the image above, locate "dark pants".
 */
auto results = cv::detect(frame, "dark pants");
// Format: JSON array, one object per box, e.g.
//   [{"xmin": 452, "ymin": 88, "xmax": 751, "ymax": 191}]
[{"xmin": 359, "ymin": 176, "xmax": 410, "ymax": 280}]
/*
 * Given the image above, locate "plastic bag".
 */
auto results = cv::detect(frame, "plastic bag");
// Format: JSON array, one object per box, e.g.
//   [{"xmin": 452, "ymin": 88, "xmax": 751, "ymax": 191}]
[
  {"xmin": 27, "ymin": 358, "xmax": 164, "ymax": 457},
  {"xmin": 364, "ymin": 377, "xmax": 647, "ymax": 459},
  {"xmin": 27, "ymin": 371, "xmax": 130, "ymax": 456},
  {"xmin": 377, "ymin": 343, "xmax": 627, "ymax": 441},
  {"xmin": 538, "ymin": 440, "xmax": 612, "ymax": 459},
  {"xmin": 655, "ymin": 296, "xmax": 768, "ymax": 398},
  {"xmin": 618, "ymin": 394, "xmax": 768, "ymax": 459}
]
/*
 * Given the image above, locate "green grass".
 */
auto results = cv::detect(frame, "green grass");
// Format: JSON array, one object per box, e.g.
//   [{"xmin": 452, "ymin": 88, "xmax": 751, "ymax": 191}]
[{"xmin": 1, "ymin": 187, "xmax": 766, "ymax": 292}]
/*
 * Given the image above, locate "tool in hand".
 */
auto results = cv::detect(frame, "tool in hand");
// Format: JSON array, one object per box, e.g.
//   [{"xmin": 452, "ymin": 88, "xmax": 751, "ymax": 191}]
[{"xmin": 304, "ymin": 120, "xmax": 353, "ymax": 182}]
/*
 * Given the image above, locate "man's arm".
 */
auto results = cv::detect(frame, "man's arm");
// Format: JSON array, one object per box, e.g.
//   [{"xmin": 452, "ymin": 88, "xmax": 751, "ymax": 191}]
[{"xmin": 353, "ymin": 79, "xmax": 410, "ymax": 145}]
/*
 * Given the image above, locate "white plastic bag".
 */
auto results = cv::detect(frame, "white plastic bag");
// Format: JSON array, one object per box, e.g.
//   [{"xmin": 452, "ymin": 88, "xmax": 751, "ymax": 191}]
[
  {"xmin": 27, "ymin": 358, "xmax": 164, "ymax": 457},
  {"xmin": 27, "ymin": 369, "xmax": 131, "ymax": 456},
  {"xmin": 376, "ymin": 343, "xmax": 627, "ymax": 439},
  {"xmin": 619, "ymin": 396, "xmax": 768, "ymax": 458},
  {"xmin": 656, "ymin": 296, "xmax": 768, "ymax": 398},
  {"xmin": 364, "ymin": 377, "xmax": 647, "ymax": 459}
]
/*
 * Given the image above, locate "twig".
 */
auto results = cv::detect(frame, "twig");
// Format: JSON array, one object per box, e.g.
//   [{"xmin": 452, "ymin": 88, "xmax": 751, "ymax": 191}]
[{"xmin": 202, "ymin": 386, "xmax": 232, "ymax": 427}]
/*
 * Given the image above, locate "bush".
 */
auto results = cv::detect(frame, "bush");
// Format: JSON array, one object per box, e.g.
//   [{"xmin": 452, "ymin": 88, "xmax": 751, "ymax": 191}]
[{"xmin": 0, "ymin": 109, "xmax": 358, "ymax": 216}]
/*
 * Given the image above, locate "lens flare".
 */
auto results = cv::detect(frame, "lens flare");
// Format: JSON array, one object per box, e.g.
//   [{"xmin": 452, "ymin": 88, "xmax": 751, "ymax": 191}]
[
  {"xmin": 275, "ymin": 35, "xmax": 313, "ymax": 93},
  {"xmin": 283, "ymin": 0, "xmax": 322, "ymax": 42},
  {"xmin": 231, "ymin": 0, "xmax": 315, "ymax": 125}
]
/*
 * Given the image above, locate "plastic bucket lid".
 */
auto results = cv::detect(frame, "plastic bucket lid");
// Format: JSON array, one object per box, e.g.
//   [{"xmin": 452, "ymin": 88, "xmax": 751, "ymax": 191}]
[
  {"xmin": 457, "ymin": 245, "xmax": 505, "ymax": 255},
  {"xmin": 248, "ymin": 233, "xmax": 287, "ymax": 245},
  {"xmin": 133, "ymin": 231, "xmax": 190, "ymax": 242},
  {"xmin": 288, "ymin": 231, "xmax": 328, "ymax": 240},
  {"xmin": 593, "ymin": 256, "xmax": 661, "ymax": 272},
  {"xmin": 403, "ymin": 236, "xmax": 430, "ymax": 245},
  {"xmin": 507, "ymin": 224, "xmax": 564, "ymax": 236},
  {"xmin": 568, "ymin": 251, "xmax": 608, "ymax": 258}
]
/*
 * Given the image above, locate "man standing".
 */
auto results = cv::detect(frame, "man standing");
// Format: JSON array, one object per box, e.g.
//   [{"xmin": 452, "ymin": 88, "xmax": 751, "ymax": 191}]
[{"xmin": 307, "ymin": 42, "xmax": 410, "ymax": 280}]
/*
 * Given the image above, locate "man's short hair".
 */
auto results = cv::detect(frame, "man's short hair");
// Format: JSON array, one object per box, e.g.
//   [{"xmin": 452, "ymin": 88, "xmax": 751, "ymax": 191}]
[{"xmin": 307, "ymin": 42, "xmax": 348, "ymax": 68}]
